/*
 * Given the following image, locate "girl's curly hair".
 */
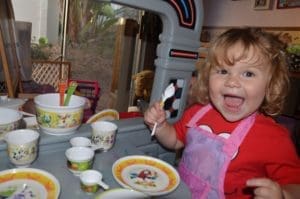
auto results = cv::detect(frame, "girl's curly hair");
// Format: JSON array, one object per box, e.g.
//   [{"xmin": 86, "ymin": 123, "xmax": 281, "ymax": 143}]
[{"xmin": 193, "ymin": 27, "xmax": 290, "ymax": 116}]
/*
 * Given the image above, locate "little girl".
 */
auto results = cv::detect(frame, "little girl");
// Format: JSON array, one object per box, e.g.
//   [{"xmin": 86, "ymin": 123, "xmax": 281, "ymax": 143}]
[{"xmin": 144, "ymin": 27, "xmax": 300, "ymax": 199}]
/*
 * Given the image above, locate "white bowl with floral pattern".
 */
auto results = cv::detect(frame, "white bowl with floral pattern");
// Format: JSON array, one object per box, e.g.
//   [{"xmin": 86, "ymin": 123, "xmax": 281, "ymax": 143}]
[
  {"xmin": 0, "ymin": 107, "xmax": 22, "ymax": 141},
  {"xmin": 34, "ymin": 93, "xmax": 86, "ymax": 135}
]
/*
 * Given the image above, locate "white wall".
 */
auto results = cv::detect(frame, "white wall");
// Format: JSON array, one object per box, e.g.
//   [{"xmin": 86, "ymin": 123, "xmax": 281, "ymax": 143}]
[
  {"xmin": 47, "ymin": 0, "xmax": 60, "ymax": 44},
  {"xmin": 12, "ymin": 0, "xmax": 46, "ymax": 42},
  {"xmin": 12, "ymin": 0, "xmax": 59, "ymax": 44},
  {"xmin": 203, "ymin": 0, "xmax": 300, "ymax": 27}
]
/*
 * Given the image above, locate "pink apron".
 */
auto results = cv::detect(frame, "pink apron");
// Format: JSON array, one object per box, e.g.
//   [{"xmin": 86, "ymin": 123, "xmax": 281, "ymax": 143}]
[{"xmin": 178, "ymin": 104, "xmax": 256, "ymax": 199}]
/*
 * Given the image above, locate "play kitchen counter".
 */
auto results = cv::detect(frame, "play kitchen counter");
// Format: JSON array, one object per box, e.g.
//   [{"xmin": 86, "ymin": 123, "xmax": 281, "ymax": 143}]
[{"xmin": 0, "ymin": 119, "xmax": 191, "ymax": 198}]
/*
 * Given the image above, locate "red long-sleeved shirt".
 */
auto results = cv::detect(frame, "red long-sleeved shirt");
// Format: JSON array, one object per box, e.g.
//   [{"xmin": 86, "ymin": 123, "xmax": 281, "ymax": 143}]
[{"xmin": 175, "ymin": 104, "xmax": 300, "ymax": 198}]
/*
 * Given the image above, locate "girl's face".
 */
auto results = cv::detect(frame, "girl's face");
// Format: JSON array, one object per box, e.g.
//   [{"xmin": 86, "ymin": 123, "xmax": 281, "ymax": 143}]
[{"xmin": 208, "ymin": 44, "xmax": 271, "ymax": 122}]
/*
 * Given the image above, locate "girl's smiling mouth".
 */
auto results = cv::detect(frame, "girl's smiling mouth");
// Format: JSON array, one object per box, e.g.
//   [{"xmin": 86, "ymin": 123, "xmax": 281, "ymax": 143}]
[{"xmin": 223, "ymin": 94, "xmax": 245, "ymax": 112}]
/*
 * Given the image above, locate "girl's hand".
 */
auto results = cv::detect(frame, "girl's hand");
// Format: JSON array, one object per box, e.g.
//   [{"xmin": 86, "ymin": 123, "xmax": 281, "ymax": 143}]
[
  {"xmin": 144, "ymin": 101, "xmax": 166, "ymax": 129},
  {"xmin": 246, "ymin": 178, "xmax": 285, "ymax": 199}
]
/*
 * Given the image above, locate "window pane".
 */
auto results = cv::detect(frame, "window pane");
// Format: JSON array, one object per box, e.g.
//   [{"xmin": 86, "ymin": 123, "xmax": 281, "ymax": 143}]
[{"xmin": 12, "ymin": 0, "xmax": 161, "ymax": 117}]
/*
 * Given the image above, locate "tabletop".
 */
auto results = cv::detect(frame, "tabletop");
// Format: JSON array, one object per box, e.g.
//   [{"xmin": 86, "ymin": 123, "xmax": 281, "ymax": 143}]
[{"xmin": 0, "ymin": 126, "xmax": 191, "ymax": 199}]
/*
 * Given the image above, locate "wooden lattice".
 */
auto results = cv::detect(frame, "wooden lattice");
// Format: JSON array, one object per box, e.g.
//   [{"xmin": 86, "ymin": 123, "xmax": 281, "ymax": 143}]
[{"xmin": 31, "ymin": 60, "xmax": 71, "ymax": 91}]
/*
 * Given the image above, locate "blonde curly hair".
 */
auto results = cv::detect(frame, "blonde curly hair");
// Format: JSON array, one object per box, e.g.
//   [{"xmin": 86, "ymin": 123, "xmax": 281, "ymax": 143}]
[{"xmin": 193, "ymin": 27, "xmax": 290, "ymax": 116}]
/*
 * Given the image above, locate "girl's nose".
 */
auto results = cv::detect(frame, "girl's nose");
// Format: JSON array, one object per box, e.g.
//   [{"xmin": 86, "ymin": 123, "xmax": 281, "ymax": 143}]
[{"xmin": 224, "ymin": 75, "xmax": 241, "ymax": 88}]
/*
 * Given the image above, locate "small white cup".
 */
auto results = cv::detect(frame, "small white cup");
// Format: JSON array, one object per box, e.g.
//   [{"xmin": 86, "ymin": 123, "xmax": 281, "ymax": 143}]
[
  {"xmin": 65, "ymin": 147, "xmax": 95, "ymax": 175},
  {"xmin": 80, "ymin": 170, "xmax": 109, "ymax": 193},
  {"xmin": 70, "ymin": 137, "xmax": 92, "ymax": 147},
  {"xmin": 4, "ymin": 129, "xmax": 39, "ymax": 167},
  {"xmin": 70, "ymin": 137, "xmax": 105, "ymax": 152},
  {"xmin": 91, "ymin": 121, "xmax": 117, "ymax": 152}
]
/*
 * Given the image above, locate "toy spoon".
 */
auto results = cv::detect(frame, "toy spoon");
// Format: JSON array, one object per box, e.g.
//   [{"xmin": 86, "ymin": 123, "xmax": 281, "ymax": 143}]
[
  {"xmin": 151, "ymin": 83, "xmax": 175, "ymax": 136},
  {"xmin": 58, "ymin": 79, "xmax": 67, "ymax": 106},
  {"xmin": 8, "ymin": 184, "xmax": 28, "ymax": 199},
  {"xmin": 64, "ymin": 81, "xmax": 78, "ymax": 106}
]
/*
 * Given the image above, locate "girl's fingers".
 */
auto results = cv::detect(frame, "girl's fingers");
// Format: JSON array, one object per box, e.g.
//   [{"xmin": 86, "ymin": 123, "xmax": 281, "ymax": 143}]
[
  {"xmin": 247, "ymin": 178, "xmax": 283, "ymax": 199},
  {"xmin": 253, "ymin": 186, "xmax": 270, "ymax": 197},
  {"xmin": 144, "ymin": 101, "xmax": 165, "ymax": 125},
  {"xmin": 247, "ymin": 178, "xmax": 271, "ymax": 187}
]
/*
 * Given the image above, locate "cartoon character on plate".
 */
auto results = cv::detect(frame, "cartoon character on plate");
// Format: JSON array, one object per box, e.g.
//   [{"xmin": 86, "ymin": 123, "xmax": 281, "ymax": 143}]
[{"xmin": 130, "ymin": 169, "xmax": 158, "ymax": 188}]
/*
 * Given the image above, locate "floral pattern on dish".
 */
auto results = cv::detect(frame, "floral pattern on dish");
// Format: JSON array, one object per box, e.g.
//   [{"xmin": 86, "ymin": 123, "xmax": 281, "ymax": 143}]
[
  {"xmin": 91, "ymin": 134, "xmax": 115, "ymax": 146},
  {"xmin": 36, "ymin": 108, "xmax": 83, "ymax": 129},
  {"xmin": 0, "ymin": 121, "xmax": 20, "ymax": 140},
  {"xmin": 8, "ymin": 145, "xmax": 37, "ymax": 162}
]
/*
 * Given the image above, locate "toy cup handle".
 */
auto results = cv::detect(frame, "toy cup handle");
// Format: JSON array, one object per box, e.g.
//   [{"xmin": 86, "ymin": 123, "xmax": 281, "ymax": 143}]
[{"xmin": 98, "ymin": 180, "xmax": 109, "ymax": 190}]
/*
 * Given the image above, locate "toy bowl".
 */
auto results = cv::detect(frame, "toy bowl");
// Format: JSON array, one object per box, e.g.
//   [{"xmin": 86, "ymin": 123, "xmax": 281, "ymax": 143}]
[
  {"xmin": 0, "ymin": 107, "xmax": 22, "ymax": 141},
  {"xmin": 34, "ymin": 93, "xmax": 86, "ymax": 135}
]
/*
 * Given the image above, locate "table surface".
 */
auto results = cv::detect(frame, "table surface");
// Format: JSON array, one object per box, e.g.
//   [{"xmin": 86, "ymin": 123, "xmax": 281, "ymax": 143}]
[{"xmin": 0, "ymin": 131, "xmax": 191, "ymax": 199}]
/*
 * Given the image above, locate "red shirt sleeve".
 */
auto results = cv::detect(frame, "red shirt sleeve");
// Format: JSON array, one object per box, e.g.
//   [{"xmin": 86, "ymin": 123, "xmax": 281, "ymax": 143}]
[
  {"xmin": 263, "ymin": 127, "xmax": 300, "ymax": 184},
  {"xmin": 250, "ymin": 116, "xmax": 300, "ymax": 184},
  {"xmin": 225, "ymin": 115, "xmax": 300, "ymax": 195}
]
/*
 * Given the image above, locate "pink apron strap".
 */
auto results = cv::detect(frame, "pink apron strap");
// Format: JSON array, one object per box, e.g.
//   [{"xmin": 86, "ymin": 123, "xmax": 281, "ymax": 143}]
[
  {"xmin": 187, "ymin": 104, "xmax": 212, "ymax": 127},
  {"xmin": 223, "ymin": 112, "xmax": 257, "ymax": 154}
]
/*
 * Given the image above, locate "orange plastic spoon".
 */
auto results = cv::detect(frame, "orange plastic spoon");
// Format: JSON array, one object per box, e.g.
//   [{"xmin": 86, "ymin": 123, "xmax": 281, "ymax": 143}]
[{"xmin": 58, "ymin": 79, "xmax": 67, "ymax": 106}]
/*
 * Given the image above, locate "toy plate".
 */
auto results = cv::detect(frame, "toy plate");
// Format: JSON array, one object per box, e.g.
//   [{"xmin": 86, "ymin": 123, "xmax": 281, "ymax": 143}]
[
  {"xmin": 86, "ymin": 109, "xmax": 119, "ymax": 123},
  {"xmin": 0, "ymin": 168, "xmax": 60, "ymax": 199},
  {"xmin": 112, "ymin": 155, "xmax": 180, "ymax": 196}
]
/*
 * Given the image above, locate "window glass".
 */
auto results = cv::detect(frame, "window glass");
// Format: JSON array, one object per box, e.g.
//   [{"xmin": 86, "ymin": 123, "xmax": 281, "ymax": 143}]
[{"xmin": 12, "ymin": 0, "xmax": 162, "ymax": 115}]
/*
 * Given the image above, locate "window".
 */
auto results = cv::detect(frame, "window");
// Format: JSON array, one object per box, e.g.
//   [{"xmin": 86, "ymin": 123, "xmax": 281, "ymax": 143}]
[{"xmin": 12, "ymin": 0, "xmax": 161, "ymax": 114}]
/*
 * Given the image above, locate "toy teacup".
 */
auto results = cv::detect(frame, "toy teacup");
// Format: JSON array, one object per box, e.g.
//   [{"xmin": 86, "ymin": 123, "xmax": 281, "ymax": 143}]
[
  {"xmin": 4, "ymin": 129, "xmax": 39, "ymax": 167},
  {"xmin": 70, "ymin": 137, "xmax": 92, "ymax": 147},
  {"xmin": 91, "ymin": 121, "xmax": 117, "ymax": 152},
  {"xmin": 70, "ymin": 136, "xmax": 104, "ymax": 152},
  {"xmin": 65, "ymin": 147, "xmax": 94, "ymax": 175},
  {"xmin": 79, "ymin": 170, "xmax": 109, "ymax": 193}
]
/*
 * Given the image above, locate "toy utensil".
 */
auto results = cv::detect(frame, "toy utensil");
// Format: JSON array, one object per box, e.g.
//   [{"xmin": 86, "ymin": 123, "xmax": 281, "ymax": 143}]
[
  {"xmin": 151, "ymin": 83, "xmax": 175, "ymax": 136},
  {"xmin": 59, "ymin": 79, "xmax": 67, "ymax": 106},
  {"xmin": 64, "ymin": 81, "xmax": 78, "ymax": 106},
  {"xmin": 9, "ymin": 184, "xmax": 28, "ymax": 199},
  {"xmin": 98, "ymin": 180, "xmax": 109, "ymax": 190},
  {"xmin": 80, "ymin": 170, "xmax": 109, "ymax": 191}
]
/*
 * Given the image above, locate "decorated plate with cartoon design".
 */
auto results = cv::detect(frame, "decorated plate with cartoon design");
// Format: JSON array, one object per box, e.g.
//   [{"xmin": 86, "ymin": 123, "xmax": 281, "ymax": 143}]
[
  {"xmin": 0, "ymin": 168, "xmax": 60, "ymax": 199},
  {"xmin": 112, "ymin": 155, "xmax": 180, "ymax": 196}
]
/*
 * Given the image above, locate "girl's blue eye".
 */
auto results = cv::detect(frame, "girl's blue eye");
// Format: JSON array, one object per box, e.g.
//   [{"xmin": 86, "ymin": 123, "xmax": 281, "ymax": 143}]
[
  {"xmin": 243, "ymin": 71, "xmax": 255, "ymax": 77},
  {"xmin": 219, "ymin": 69, "xmax": 227, "ymax": 74}
]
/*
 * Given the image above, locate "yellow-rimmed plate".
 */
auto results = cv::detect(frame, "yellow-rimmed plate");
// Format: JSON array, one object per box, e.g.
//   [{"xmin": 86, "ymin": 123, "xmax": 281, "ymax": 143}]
[
  {"xmin": 112, "ymin": 155, "xmax": 180, "ymax": 196},
  {"xmin": 86, "ymin": 109, "xmax": 119, "ymax": 123},
  {"xmin": 0, "ymin": 168, "xmax": 60, "ymax": 199}
]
